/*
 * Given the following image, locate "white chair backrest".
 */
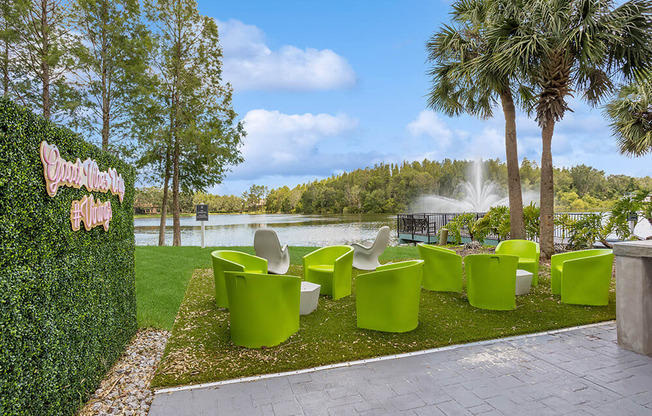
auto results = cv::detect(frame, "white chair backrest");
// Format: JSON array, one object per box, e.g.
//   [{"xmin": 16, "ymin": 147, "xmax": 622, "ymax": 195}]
[
  {"xmin": 254, "ymin": 228, "xmax": 290, "ymax": 274},
  {"xmin": 254, "ymin": 229, "xmax": 282, "ymax": 257},
  {"xmin": 372, "ymin": 226, "xmax": 391, "ymax": 250}
]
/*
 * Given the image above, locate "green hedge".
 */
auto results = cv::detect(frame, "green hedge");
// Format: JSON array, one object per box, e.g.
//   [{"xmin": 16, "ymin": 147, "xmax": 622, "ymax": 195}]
[{"xmin": 0, "ymin": 98, "xmax": 136, "ymax": 415}]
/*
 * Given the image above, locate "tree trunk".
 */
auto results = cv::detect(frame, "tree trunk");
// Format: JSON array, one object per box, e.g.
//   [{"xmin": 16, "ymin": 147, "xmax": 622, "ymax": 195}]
[
  {"xmin": 539, "ymin": 120, "xmax": 556, "ymax": 258},
  {"xmin": 2, "ymin": 21, "xmax": 8, "ymax": 96},
  {"xmin": 40, "ymin": 0, "xmax": 50, "ymax": 119},
  {"xmin": 158, "ymin": 146, "xmax": 172, "ymax": 246},
  {"xmin": 500, "ymin": 90, "xmax": 525, "ymax": 240},
  {"xmin": 172, "ymin": 132, "xmax": 181, "ymax": 246},
  {"xmin": 101, "ymin": 3, "xmax": 109, "ymax": 151},
  {"xmin": 101, "ymin": 72, "xmax": 109, "ymax": 150}
]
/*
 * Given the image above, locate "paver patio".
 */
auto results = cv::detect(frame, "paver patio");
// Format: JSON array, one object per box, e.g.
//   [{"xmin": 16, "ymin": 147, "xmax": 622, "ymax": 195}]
[{"xmin": 149, "ymin": 322, "xmax": 652, "ymax": 415}]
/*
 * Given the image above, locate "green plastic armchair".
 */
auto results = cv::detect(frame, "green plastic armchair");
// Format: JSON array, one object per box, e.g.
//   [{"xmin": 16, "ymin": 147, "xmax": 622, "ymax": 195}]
[
  {"xmin": 356, "ymin": 260, "xmax": 424, "ymax": 332},
  {"xmin": 303, "ymin": 245, "xmax": 354, "ymax": 300},
  {"xmin": 224, "ymin": 271, "xmax": 300, "ymax": 348},
  {"xmin": 417, "ymin": 243, "xmax": 462, "ymax": 292},
  {"xmin": 550, "ymin": 249, "xmax": 614, "ymax": 306},
  {"xmin": 495, "ymin": 239, "xmax": 540, "ymax": 286},
  {"xmin": 211, "ymin": 250, "xmax": 268, "ymax": 309},
  {"xmin": 465, "ymin": 254, "xmax": 519, "ymax": 310}
]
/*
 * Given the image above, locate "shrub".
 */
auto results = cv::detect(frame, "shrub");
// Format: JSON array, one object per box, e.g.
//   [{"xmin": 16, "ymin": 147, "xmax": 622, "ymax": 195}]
[
  {"xmin": 476, "ymin": 206, "xmax": 511, "ymax": 241},
  {"xmin": 0, "ymin": 98, "xmax": 136, "ymax": 415},
  {"xmin": 523, "ymin": 203, "xmax": 540, "ymax": 240}
]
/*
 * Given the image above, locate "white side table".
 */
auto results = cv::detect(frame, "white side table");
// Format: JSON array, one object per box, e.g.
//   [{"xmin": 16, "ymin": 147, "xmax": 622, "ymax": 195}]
[
  {"xmin": 515, "ymin": 269, "xmax": 533, "ymax": 295},
  {"xmin": 300, "ymin": 281, "xmax": 321, "ymax": 315}
]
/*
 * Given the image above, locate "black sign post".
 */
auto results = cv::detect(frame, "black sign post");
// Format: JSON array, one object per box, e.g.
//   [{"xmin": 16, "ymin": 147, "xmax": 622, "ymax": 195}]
[
  {"xmin": 196, "ymin": 204, "xmax": 209, "ymax": 247},
  {"xmin": 628, "ymin": 211, "xmax": 639, "ymax": 234}
]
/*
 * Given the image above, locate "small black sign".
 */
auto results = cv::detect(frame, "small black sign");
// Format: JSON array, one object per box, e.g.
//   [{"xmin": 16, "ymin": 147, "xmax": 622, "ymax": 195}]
[
  {"xmin": 196, "ymin": 204, "xmax": 209, "ymax": 221},
  {"xmin": 627, "ymin": 212, "xmax": 638, "ymax": 222}
]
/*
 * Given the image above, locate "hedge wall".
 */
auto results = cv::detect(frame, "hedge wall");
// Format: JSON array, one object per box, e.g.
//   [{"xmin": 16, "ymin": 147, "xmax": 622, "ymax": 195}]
[{"xmin": 0, "ymin": 98, "xmax": 136, "ymax": 415}]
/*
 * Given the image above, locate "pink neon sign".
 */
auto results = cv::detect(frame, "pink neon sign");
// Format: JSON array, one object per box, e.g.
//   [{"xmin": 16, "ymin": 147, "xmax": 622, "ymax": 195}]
[
  {"xmin": 70, "ymin": 194, "xmax": 113, "ymax": 231},
  {"xmin": 39, "ymin": 141, "xmax": 125, "ymax": 232},
  {"xmin": 40, "ymin": 141, "xmax": 125, "ymax": 202}
]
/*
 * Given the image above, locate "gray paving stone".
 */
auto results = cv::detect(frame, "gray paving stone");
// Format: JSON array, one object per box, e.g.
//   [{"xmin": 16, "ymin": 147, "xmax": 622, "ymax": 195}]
[
  {"xmin": 149, "ymin": 323, "xmax": 652, "ymax": 416},
  {"xmin": 436, "ymin": 399, "xmax": 473, "ymax": 415},
  {"xmin": 386, "ymin": 393, "xmax": 426, "ymax": 411},
  {"xmin": 414, "ymin": 404, "xmax": 447, "ymax": 415}
]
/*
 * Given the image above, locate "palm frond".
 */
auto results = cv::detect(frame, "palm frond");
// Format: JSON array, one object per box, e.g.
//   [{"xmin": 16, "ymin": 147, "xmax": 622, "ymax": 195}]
[{"xmin": 605, "ymin": 78, "xmax": 652, "ymax": 156}]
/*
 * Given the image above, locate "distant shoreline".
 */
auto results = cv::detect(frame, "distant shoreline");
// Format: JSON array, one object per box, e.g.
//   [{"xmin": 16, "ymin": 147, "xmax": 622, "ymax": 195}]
[{"xmin": 133, "ymin": 211, "xmax": 265, "ymax": 219}]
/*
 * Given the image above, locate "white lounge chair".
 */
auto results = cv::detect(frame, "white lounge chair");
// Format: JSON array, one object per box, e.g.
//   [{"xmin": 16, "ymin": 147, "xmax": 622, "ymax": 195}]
[
  {"xmin": 254, "ymin": 229, "xmax": 290, "ymax": 275},
  {"xmin": 352, "ymin": 226, "xmax": 390, "ymax": 270}
]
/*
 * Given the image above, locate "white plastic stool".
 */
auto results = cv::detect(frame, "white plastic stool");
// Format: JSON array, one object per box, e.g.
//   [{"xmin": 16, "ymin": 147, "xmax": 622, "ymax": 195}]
[
  {"xmin": 300, "ymin": 281, "xmax": 321, "ymax": 315},
  {"xmin": 515, "ymin": 269, "xmax": 534, "ymax": 295}
]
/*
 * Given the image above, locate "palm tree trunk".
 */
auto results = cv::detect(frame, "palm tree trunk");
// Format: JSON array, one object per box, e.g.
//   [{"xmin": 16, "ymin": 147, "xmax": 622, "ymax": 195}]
[
  {"xmin": 540, "ymin": 120, "xmax": 556, "ymax": 258},
  {"xmin": 500, "ymin": 90, "xmax": 525, "ymax": 240}
]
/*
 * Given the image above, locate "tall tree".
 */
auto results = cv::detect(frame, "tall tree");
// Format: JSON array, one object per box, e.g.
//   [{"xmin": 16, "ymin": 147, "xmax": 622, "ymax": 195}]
[
  {"xmin": 0, "ymin": 1, "xmax": 19, "ymax": 96},
  {"xmin": 605, "ymin": 73, "xmax": 652, "ymax": 156},
  {"xmin": 490, "ymin": 0, "xmax": 652, "ymax": 257},
  {"xmin": 144, "ymin": 0, "xmax": 244, "ymax": 246},
  {"xmin": 9, "ymin": 0, "xmax": 83, "ymax": 121},
  {"xmin": 426, "ymin": 0, "xmax": 528, "ymax": 240},
  {"xmin": 72, "ymin": 0, "xmax": 153, "ymax": 152}
]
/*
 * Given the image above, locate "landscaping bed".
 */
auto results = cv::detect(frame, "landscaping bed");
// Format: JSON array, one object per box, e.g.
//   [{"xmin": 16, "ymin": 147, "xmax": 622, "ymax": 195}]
[{"xmin": 150, "ymin": 251, "xmax": 615, "ymax": 389}]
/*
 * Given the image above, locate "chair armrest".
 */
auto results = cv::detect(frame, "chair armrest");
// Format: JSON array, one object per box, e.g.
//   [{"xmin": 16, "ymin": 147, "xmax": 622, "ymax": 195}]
[
  {"xmin": 351, "ymin": 242, "xmax": 372, "ymax": 251},
  {"xmin": 246, "ymin": 254, "xmax": 268, "ymax": 272},
  {"xmin": 334, "ymin": 247, "xmax": 354, "ymax": 269},
  {"xmin": 551, "ymin": 251, "xmax": 578, "ymax": 271}
]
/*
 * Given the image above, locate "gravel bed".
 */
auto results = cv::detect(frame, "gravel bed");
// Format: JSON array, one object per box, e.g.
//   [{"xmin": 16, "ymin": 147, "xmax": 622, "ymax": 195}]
[{"xmin": 78, "ymin": 329, "xmax": 169, "ymax": 416}]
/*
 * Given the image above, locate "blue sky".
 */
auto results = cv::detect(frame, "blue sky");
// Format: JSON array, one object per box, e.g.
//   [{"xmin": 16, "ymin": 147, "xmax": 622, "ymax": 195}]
[{"xmin": 197, "ymin": 0, "xmax": 652, "ymax": 197}]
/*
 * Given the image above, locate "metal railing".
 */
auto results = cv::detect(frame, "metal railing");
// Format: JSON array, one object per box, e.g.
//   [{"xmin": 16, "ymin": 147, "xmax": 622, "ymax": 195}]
[{"xmin": 397, "ymin": 212, "xmax": 595, "ymax": 243}]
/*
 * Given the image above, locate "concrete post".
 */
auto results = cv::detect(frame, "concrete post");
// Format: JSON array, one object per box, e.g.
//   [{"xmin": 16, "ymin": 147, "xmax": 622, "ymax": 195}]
[
  {"xmin": 439, "ymin": 228, "xmax": 448, "ymax": 246},
  {"xmin": 614, "ymin": 240, "xmax": 652, "ymax": 356}
]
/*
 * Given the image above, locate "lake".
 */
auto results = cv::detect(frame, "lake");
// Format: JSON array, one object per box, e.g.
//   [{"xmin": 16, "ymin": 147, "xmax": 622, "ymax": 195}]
[{"xmin": 134, "ymin": 214, "xmax": 397, "ymax": 246}]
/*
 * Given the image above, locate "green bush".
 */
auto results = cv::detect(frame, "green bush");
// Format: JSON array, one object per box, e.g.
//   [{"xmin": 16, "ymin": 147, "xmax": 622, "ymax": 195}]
[{"xmin": 0, "ymin": 98, "xmax": 136, "ymax": 415}]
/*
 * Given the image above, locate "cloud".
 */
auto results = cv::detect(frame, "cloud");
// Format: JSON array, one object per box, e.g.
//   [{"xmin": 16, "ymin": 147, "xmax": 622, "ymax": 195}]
[
  {"xmin": 407, "ymin": 110, "xmax": 454, "ymax": 149},
  {"xmin": 406, "ymin": 110, "xmax": 503, "ymax": 159},
  {"xmin": 228, "ymin": 109, "xmax": 374, "ymax": 180},
  {"xmin": 217, "ymin": 19, "xmax": 356, "ymax": 91}
]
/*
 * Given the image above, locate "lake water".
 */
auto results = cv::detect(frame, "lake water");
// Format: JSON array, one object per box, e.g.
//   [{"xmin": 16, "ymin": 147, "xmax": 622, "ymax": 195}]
[{"xmin": 134, "ymin": 214, "xmax": 397, "ymax": 246}]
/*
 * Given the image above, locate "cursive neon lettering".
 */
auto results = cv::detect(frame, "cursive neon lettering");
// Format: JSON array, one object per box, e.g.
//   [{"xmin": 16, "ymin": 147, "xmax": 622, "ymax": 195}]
[
  {"xmin": 70, "ymin": 194, "xmax": 113, "ymax": 232},
  {"xmin": 40, "ymin": 141, "xmax": 125, "ymax": 203}
]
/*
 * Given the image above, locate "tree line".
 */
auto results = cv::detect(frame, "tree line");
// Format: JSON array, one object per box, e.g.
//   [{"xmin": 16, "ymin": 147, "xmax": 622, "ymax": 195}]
[
  {"xmin": 136, "ymin": 157, "xmax": 649, "ymax": 215},
  {"xmin": 265, "ymin": 158, "xmax": 651, "ymax": 215},
  {"xmin": 1, "ymin": 0, "xmax": 245, "ymax": 245}
]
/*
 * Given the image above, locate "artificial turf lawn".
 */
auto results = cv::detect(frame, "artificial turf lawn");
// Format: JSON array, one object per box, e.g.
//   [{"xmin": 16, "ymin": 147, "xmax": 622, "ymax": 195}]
[
  {"xmin": 135, "ymin": 245, "xmax": 422, "ymax": 329},
  {"xmin": 150, "ymin": 255, "xmax": 616, "ymax": 388}
]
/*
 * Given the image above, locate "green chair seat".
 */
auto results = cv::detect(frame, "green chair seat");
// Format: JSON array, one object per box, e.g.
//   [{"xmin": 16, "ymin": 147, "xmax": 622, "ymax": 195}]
[
  {"xmin": 224, "ymin": 271, "xmax": 300, "ymax": 348},
  {"xmin": 417, "ymin": 243, "xmax": 462, "ymax": 292},
  {"xmin": 356, "ymin": 260, "xmax": 424, "ymax": 332},
  {"xmin": 303, "ymin": 245, "xmax": 353, "ymax": 300},
  {"xmin": 495, "ymin": 240, "xmax": 540, "ymax": 286},
  {"xmin": 551, "ymin": 249, "xmax": 613, "ymax": 306},
  {"xmin": 211, "ymin": 250, "xmax": 268, "ymax": 309},
  {"xmin": 465, "ymin": 254, "xmax": 519, "ymax": 310},
  {"xmin": 308, "ymin": 265, "xmax": 334, "ymax": 272}
]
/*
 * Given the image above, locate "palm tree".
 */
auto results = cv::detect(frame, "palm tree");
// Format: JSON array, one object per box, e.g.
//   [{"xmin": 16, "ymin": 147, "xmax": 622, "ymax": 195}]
[
  {"xmin": 426, "ymin": 0, "xmax": 529, "ymax": 240},
  {"xmin": 605, "ymin": 74, "xmax": 652, "ymax": 156},
  {"xmin": 489, "ymin": 0, "xmax": 652, "ymax": 258}
]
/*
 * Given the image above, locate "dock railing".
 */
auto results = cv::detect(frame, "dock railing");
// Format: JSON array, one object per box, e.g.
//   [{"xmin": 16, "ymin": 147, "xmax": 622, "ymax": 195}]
[{"xmin": 397, "ymin": 212, "xmax": 594, "ymax": 244}]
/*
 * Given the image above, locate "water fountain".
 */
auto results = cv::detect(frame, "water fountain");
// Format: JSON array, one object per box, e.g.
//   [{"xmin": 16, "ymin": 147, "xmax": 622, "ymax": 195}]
[{"xmin": 411, "ymin": 159, "xmax": 536, "ymax": 213}]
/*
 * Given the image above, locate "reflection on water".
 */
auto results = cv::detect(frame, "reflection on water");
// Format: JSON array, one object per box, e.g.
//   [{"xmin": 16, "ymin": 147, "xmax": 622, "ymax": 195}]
[{"xmin": 135, "ymin": 214, "xmax": 397, "ymax": 246}]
